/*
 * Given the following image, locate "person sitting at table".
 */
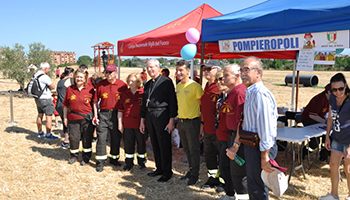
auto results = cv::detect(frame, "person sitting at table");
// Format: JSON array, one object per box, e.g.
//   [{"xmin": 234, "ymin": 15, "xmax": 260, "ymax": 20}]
[
  {"xmin": 301, "ymin": 84, "xmax": 331, "ymax": 161},
  {"xmin": 319, "ymin": 73, "xmax": 350, "ymax": 200}
]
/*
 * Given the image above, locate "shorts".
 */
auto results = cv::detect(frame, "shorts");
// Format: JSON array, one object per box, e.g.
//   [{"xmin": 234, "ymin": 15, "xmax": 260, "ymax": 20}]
[
  {"xmin": 331, "ymin": 139, "xmax": 349, "ymax": 153},
  {"xmin": 35, "ymin": 98, "xmax": 55, "ymax": 115}
]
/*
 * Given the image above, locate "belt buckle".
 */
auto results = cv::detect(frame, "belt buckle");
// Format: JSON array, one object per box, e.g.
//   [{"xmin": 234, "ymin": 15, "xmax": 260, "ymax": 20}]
[{"xmin": 180, "ymin": 119, "xmax": 184, "ymax": 123}]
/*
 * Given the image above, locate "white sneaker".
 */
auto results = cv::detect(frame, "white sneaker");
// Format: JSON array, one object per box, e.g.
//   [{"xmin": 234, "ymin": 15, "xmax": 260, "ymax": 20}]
[
  {"xmin": 318, "ymin": 193, "xmax": 339, "ymax": 200},
  {"xmin": 219, "ymin": 195, "xmax": 235, "ymax": 200}
]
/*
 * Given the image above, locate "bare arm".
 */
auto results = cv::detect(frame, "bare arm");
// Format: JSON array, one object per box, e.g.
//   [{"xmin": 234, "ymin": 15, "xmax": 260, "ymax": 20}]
[
  {"xmin": 63, "ymin": 106, "xmax": 68, "ymax": 127},
  {"xmin": 117, "ymin": 111, "xmax": 124, "ymax": 133}
]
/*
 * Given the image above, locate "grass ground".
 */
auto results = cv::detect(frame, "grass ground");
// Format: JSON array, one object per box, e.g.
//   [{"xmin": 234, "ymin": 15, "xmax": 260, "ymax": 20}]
[{"xmin": 1, "ymin": 66, "xmax": 350, "ymax": 199}]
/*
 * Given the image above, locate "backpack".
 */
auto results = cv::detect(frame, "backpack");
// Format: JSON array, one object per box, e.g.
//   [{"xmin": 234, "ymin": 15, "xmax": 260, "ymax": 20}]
[{"xmin": 26, "ymin": 74, "xmax": 48, "ymax": 98}]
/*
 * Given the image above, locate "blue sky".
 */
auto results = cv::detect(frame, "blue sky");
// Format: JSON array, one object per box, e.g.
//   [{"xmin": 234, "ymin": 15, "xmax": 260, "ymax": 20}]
[{"xmin": 0, "ymin": 0, "xmax": 266, "ymax": 59}]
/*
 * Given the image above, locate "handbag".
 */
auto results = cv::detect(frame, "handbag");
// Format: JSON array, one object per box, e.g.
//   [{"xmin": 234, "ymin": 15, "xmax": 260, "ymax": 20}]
[
  {"xmin": 70, "ymin": 110, "xmax": 94, "ymax": 121},
  {"xmin": 238, "ymin": 121, "xmax": 260, "ymax": 147}
]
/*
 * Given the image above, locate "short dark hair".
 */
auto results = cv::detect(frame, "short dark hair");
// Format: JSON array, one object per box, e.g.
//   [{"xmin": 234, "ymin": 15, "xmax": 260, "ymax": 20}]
[
  {"xmin": 79, "ymin": 64, "xmax": 88, "ymax": 70},
  {"xmin": 176, "ymin": 59, "xmax": 190, "ymax": 69},
  {"xmin": 60, "ymin": 67, "xmax": 74, "ymax": 79},
  {"xmin": 162, "ymin": 68, "xmax": 170, "ymax": 77}
]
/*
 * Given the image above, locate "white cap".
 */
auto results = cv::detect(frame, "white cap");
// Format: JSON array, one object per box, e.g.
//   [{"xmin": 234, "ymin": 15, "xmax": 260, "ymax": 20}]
[{"xmin": 261, "ymin": 167, "xmax": 288, "ymax": 197}]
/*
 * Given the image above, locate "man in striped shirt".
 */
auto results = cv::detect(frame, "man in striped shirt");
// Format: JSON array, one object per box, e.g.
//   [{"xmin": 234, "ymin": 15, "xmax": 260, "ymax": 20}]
[{"xmin": 229, "ymin": 56, "xmax": 278, "ymax": 200}]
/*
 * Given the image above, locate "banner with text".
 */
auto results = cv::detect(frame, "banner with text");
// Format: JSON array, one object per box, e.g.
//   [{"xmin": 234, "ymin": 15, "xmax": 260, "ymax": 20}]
[{"xmin": 219, "ymin": 30, "xmax": 349, "ymax": 53}]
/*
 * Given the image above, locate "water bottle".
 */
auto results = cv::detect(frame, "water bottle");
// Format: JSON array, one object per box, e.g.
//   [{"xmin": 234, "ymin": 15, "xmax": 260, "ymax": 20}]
[{"xmin": 234, "ymin": 154, "xmax": 245, "ymax": 166}]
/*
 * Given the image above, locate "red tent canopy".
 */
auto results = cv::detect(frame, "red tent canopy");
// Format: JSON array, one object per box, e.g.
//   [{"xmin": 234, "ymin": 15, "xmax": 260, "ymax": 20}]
[{"xmin": 118, "ymin": 4, "xmax": 297, "ymax": 60}]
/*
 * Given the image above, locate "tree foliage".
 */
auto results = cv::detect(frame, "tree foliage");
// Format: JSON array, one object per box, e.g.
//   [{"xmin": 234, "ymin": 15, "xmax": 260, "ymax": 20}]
[
  {"xmin": 0, "ymin": 42, "xmax": 52, "ymax": 91},
  {"xmin": 77, "ymin": 55, "xmax": 93, "ymax": 66}
]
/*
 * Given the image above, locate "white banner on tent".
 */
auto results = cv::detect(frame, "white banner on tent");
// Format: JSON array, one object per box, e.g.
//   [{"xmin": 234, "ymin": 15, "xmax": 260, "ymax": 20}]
[
  {"xmin": 300, "ymin": 30, "xmax": 349, "ymax": 49},
  {"xmin": 296, "ymin": 49, "xmax": 315, "ymax": 72},
  {"xmin": 219, "ymin": 35, "xmax": 300, "ymax": 52},
  {"xmin": 219, "ymin": 30, "xmax": 349, "ymax": 53}
]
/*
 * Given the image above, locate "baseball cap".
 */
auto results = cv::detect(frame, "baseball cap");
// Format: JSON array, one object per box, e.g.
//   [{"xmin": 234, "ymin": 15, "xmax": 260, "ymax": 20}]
[
  {"xmin": 202, "ymin": 60, "xmax": 220, "ymax": 68},
  {"xmin": 261, "ymin": 159, "xmax": 288, "ymax": 197},
  {"xmin": 105, "ymin": 64, "xmax": 117, "ymax": 72}
]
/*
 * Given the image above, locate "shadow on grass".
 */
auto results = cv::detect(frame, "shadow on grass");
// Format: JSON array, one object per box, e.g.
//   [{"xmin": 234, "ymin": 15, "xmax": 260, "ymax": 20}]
[{"xmin": 118, "ymin": 174, "xmax": 217, "ymax": 200}]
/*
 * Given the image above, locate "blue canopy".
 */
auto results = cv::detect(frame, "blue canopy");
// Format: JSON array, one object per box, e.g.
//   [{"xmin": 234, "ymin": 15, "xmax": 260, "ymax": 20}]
[{"xmin": 202, "ymin": 0, "xmax": 350, "ymax": 43}]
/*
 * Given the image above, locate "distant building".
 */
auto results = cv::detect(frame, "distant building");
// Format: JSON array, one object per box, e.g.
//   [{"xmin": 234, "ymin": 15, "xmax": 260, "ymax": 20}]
[{"xmin": 51, "ymin": 51, "xmax": 76, "ymax": 65}]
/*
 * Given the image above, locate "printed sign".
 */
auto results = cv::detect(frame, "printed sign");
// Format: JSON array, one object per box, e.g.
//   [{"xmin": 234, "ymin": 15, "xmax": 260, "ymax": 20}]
[
  {"xmin": 313, "ymin": 48, "xmax": 336, "ymax": 65},
  {"xmin": 219, "ymin": 35, "xmax": 300, "ymax": 52},
  {"xmin": 296, "ymin": 49, "xmax": 315, "ymax": 72},
  {"xmin": 219, "ymin": 30, "xmax": 349, "ymax": 53}
]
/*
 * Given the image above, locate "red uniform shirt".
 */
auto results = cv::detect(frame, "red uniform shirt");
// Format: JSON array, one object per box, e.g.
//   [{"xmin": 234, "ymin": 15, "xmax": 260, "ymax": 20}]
[
  {"xmin": 93, "ymin": 79, "xmax": 127, "ymax": 110},
  {"xmin": 53, "ymin": 98, "xmax": 59, "ymax": 115},
  {"xmin": 63, "ymin": 85, "xmax": 95, "ymax": 121},
  {"xmin": 201, "ymin": 82, "xmax": 220, "ymax": 134},
  {"xmin": 118, "ymin": 88, "xmax": 144, "ymax": 129},
  {"xmin": 216, "ymin": 104, "xmax": 229, "ymax": 141},
  {"xmin": 301, "ymin": 92, "xmax": 329, "ymax": 120},
  {"xmin": 225, "ymin": 84, "xmax": 246, "ymax": 130},
  {"xmin": 141, "ymin": 72, "xmax": 147, "ymax": 81}
]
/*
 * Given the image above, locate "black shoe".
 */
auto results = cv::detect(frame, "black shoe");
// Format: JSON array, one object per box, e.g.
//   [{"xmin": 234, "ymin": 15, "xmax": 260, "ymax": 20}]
[
  {"xmin": 68, "ymin": 157, "xmax": 77, "ymax": 164},
  {"xmin": 157, "ymin": 175, "xmax": 171, "ymax": 182},
  {"xmin": 109, "ymin": 159, "xmax": 121, "ymax": 167},
  {"xmin": 216, "ymin": 184, "xmax": 225, "ymax": 194},
  {"xmin": 202, "ymin": 177, "xmax": 220, "ymax": 189},
  {"xmin": 123, "ymin": 165, "xmax": 133, "ymax": 171},
  {"xmin": 187, "ymin": 176, "xmax": 198, "ymax": 186},
  {"xmin": 147, "ymin": 171, "xmax": 163, "ymax": 177},
  {"xmin": 139, "ymin": 164, "xmax": 146, "ymax": 170},
  {"xmin": 80, "ymin": 160, "xmax": 89, "ymax": 166},
  {"xmin": 180, "ymin": 171, "xmax": 191, "ymax": 180},
  {"xmin": 96, "ymin": 163, "xmax": 104, "ymax": 172}
]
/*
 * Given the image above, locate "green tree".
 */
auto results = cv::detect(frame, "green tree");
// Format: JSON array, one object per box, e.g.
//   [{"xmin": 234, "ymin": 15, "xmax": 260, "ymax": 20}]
[
  {"xmin": 27, "ymin": 42, "xmax": 53, "ymax": 69},
  {"xmin": 0, "ymin": 42, "xmax": 53, "ymax": 91},
  {"xmin": 77, "ymin": 55, "xmax": 93, "ymax": 66},
  {"xmin": 0, "ymin": 44, "xmax": 27, "ymax": 90}
]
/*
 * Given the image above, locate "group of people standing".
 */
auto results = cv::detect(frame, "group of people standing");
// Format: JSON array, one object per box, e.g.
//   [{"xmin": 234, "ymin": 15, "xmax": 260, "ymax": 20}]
[{"xmin": 34, "ymin": 57, "xmax": 350, "ymax": 200}]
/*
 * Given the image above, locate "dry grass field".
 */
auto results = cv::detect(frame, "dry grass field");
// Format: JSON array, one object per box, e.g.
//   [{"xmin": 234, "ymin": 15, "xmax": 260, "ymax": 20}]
[{"xmin": 1, "ymin": 66, "xmax": 350, "ymax": 200}]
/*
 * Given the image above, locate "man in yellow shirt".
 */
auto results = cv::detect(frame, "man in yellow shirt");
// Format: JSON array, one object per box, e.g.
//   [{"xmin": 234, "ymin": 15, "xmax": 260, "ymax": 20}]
[{"xmin": 176, "ymin": 59, "xmax": 203, "ymax": 186}]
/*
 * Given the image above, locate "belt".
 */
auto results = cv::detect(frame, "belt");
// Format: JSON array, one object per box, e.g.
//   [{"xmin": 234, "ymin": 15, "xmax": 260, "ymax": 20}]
[
  {"xmin": 178, "ymin": 117, "xmax": 199, "ymax": 123},
  {"xmin": 147, "ymin": 107, "xmax": 166, "ymax": 112},
  {"xmin": 100, "ymin": 109, "xmax": 116, "ymax": 112}
]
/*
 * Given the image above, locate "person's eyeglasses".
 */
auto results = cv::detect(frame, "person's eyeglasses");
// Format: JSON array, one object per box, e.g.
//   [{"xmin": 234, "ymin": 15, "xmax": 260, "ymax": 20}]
[
  {"xmin": 240, "ymin": 67, "xmax": 258, "ymax": 73},
  {"xmin": 105, "ymin": 71, "xmax": 114, "ymax": 74},
  {"xmin": 216, "ymin": 77, "xmax": 223, "ymax": 82},
  {"xmin": 331, "ymin": 87, "xmax": 345, "ymax": 92}
]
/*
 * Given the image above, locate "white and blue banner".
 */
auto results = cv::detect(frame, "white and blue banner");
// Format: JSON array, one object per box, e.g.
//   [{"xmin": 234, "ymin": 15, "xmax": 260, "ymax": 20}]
[{"xmin": 219, "ymin": 30, "xmax": 349, "ymax": 53}]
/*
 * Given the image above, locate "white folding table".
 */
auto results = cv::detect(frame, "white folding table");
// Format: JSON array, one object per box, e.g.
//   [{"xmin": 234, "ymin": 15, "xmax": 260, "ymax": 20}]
[{"xmin": 276, "ymin": 123, "xmax": 326, "ymax": 183}]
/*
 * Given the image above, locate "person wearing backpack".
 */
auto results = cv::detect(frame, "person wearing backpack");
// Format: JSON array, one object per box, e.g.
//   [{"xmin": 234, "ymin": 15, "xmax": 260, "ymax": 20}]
[{"xmin": 33, "ymin": 62, "xmax": 58, "ymax": 139}]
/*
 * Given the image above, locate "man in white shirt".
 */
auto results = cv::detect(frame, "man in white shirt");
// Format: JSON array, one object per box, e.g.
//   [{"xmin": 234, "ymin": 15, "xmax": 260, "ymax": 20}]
[{"xmin": 33, "ymin": 62, "xmax": 57, "ymax": 139}]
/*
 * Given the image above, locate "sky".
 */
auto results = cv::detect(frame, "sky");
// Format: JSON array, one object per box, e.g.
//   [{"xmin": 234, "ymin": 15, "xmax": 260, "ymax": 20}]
[{"xmin": 0, "ymin": 0, "xmax": 266, "ymax": 59}]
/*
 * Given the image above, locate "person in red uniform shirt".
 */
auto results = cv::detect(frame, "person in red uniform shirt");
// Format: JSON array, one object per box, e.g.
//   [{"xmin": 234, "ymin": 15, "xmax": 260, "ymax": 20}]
[
  {"xmin": 52, "ymin": 92, "xmax": 60, "ymax": 128},
  {"xmin": 141, "ymin": 68, "xmax": 147, "ymax": 85},
  {"xmin": 213, "ymin": 70, "xmax": 234, "ymax": 198},
  {"xmin": 63, "ymin": 68, "xmax": 95, "ymax": 165},
  {"xmin": 301, "ymin": 84, "xmax": 331, "ymax": 161},
  {"xmin": 93, "ymin": 64, "xmax": 128, "ymax": 172},
  {"xmin": 117, "ymin": 73, "xmax": 147, "ymax": 171},
  {"xmin": 223, "ymin": 64, "xmax": 248, "ymax": 199},
  {"xmin": 200, "ymin": 60, "xmax": 223, "ymax": 191}
]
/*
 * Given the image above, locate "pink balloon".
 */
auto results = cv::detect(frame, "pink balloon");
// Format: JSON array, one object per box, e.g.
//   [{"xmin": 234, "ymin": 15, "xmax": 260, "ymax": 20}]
[{"xmin": 185, "ymin": 28, "xmax": 200, "ymax": 44}]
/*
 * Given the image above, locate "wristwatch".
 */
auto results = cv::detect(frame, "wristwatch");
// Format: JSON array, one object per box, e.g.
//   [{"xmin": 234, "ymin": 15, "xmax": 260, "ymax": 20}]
[{"xmin": 233, "ymin": 142, "xmax": 240, "ymax": 148}]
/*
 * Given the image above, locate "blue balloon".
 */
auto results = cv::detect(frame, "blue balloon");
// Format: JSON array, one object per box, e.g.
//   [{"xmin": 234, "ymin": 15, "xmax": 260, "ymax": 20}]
[{"xmin": 180, "ymin": 44, "xmax": 197, "ymax": 60}]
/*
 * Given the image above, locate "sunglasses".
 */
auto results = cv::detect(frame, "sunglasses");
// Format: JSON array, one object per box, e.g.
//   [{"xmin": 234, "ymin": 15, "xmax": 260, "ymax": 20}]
[
  {"xmin": 216, "ymin": 77, "xmax": 223, "ymax": 81},
  {"xmin": 331, "ymin": 87, "xmax": 345, "ymax": 92},
  {"xmin": 105, "ymin": 71, "xmax": 114, "ymax": 74}
]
